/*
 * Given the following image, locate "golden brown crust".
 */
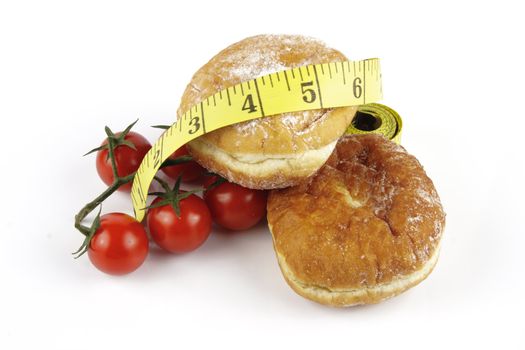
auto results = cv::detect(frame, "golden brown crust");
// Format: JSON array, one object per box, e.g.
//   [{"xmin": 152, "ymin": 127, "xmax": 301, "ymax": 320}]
[
  {"xmin": 275, "ymin": 243, "xmax": 440, "ymax": 306},
  {"xmin": 267, "ymin": 134, "xmax": 445, "ymax": 306},
  {"xmin": 177, "ymin": 34, "xmax": 356, "ymax": 188}
]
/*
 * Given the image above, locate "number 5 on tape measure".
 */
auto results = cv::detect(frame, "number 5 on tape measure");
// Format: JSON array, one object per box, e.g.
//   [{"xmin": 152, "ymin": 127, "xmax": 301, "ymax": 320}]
[{"xmin": 131, "ymin": 58, "xmax": 382, "ymax": 221}]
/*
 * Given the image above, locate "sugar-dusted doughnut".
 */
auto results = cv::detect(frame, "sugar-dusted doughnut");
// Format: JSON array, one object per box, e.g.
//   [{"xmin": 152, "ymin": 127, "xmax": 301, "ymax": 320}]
[
  {"xmin": 178, "ymin": 34, "xmax": 357, "ymax": 189},
  {"xmin": 267, "ymin": 134, "xmax": 445, "ymax": 306}
]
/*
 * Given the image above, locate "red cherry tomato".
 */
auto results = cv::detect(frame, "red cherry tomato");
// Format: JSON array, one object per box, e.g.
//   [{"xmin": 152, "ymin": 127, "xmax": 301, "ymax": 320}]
[
  {"xmin": 88, "ymin": 213, "xmax": 149, "ymax": 275},
  {"xmin": 161, "ymin": 145, "xmax": 206, "ymax": 182},
  {"xmin": 147, "ymin": 194, "xmax": 212, "ymax": 253},
  {"xmin": 96, "ymin": 131, "xmax": 151, "ymax": 192},
  {"xmin": 204, "ymin": 177, "xmax": 267, "ymax": 231}
]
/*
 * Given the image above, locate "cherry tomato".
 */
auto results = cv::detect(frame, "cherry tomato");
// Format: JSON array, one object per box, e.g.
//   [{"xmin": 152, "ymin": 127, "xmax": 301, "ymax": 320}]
[
  {"xmin": 96, "ymin": 131, "xmax": 151, "ymax": 191},
  {"xmin": 147, "ymin": 194, "xmax": 212, "ymax": 253},
  {"xmin": 161, "ymin": 145, "xmax": 206, "ymax": 182},
  {"xmin": 204, "ymin": 177, "xmax": 267, "ymax": 230},
  {"xmin": 88, "ymin": 213, "xmax": 149, "ymax": 275}
]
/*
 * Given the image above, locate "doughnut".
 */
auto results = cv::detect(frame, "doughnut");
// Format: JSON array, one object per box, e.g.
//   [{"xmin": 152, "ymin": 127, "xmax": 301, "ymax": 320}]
[
  {"xmin": 267, "ymin": 134, "xmax": 445, "ymax": 306},
  {"xmin": 177, "ymin": 34, "xmax": 357, "ymax": 189}
]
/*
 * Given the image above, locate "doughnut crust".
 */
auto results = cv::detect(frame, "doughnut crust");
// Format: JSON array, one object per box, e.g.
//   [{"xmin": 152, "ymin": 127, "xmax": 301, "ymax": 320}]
[
  {"xmin": 267, "ymin": 135, "xmax": 445, "ymax": 306},
  {"xmin": 178, "ymin": 34, "xmax": 357, "ymax": 189}
]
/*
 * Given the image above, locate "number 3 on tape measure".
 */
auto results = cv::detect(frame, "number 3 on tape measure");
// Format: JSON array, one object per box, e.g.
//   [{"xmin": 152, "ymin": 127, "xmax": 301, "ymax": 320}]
[
  {"xmin": 188, "ymin": 116, "xmax": 201, "ymax": 134},
  {"xmin": 131, "ymin": 58, "xmax": 382, "ymax": 221}
]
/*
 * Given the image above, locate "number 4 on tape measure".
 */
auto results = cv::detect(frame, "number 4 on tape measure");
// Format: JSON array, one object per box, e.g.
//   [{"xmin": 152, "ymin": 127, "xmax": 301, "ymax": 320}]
[{"xmin": 131, "ymin": 58, "xmax": 382, "ymax": 221}]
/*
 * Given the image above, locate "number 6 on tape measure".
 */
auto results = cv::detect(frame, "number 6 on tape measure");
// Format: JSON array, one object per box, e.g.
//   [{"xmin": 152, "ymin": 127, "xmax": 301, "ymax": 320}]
[{"xmin": 131, "ymin": 58, "xmax": 383, "ymax": 221}]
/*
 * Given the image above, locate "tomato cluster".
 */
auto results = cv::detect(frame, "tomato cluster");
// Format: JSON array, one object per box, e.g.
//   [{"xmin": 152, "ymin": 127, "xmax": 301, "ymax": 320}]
[{"xmin": 79, "ymin": 125, "xmax": 267, "ymax": 275}]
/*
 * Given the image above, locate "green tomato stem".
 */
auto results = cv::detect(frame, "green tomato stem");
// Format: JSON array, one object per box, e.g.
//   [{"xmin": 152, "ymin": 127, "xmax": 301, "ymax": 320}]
[{"xmin": 74, "ymin": 172, "xmax": 135, "ymax": 237}]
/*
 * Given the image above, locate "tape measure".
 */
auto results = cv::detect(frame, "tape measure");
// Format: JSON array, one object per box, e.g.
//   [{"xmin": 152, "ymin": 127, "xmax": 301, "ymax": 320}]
[
  {"xmin": 131, "ymin": 58, "xmax": 383, "ymax": 221},
  {"xmin": 347, "ymin": 103, "xmax": 402, "ymax": 143}
]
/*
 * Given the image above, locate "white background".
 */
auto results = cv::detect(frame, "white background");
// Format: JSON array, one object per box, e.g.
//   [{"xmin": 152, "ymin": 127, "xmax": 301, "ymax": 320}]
[{"xmin": 1, "ymin": 0, "xmax": 523, "ymax": 349}]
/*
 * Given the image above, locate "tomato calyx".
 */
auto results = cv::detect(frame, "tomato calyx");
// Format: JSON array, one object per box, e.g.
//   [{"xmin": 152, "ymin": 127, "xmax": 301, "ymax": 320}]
[
  {"xmin": 203, "ymin": 172, "xmax": 227, "ymax": 191},
  {"xmin": 72, "ymin": 206, "xmax": 102, "ymax": 259},
  {"xmin": 148, "ymin": 176, "xmax": 201, "ymax": 217},
  {"xmin": 151, "ymin": 124, "xmax": 171, "ymax": 130},
  {"xmin": 84, "ymin": 119, "xmax": 139, "ymax": 158},
  {"xmin": 160, "ymin": 155, "xmax": 193, "ymax": 168}
]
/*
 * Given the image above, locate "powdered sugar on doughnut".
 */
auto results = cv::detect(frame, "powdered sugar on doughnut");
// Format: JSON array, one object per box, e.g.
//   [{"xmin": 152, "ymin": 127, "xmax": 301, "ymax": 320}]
[
  {"xmin": 218, "ymin": 35, "xmax": 333, "ymax": 139},
  {"xmin": 223, "ymin": 35, "xmax": 324, "ymax": 80},
  {"xmin": 227, "ymin": 51, "xmax": 288, "ymax": 81}
]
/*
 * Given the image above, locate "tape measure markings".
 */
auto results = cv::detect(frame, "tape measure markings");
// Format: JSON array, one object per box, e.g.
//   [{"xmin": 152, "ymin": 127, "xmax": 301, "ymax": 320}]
[
  {"xmin": 313, "ymin": 65, "xmax": 323, "ymax": 108},
  {"xmin": 363, "ymin": 61, "xmax": 366, "ymax": 104},
  {"xmin": 131, "ymin": 58, "xmax": 382, "ymax": 221},
  {"xmin": 253, "ymin": 79, "xmax": 265, "ymax": 117}
]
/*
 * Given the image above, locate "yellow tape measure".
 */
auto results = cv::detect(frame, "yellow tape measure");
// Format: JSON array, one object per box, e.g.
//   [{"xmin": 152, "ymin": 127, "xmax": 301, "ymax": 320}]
[
  {"xmin": 131, "ymin": 58, "xmax": 382, "ymax": 221},
  {"xmin": 347, "ymin": 103, "xmax": 402, "ymax": 144}
]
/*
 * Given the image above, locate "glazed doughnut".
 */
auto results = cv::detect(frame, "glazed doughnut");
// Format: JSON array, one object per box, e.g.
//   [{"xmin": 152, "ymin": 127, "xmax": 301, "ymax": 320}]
[
  {"xmin": 267, "ymin": 134, "xmax": 445, "ymax": 306},
  {"xmin": 177, "ymin": 34, "xmax": 357, "ymax": 189}
]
